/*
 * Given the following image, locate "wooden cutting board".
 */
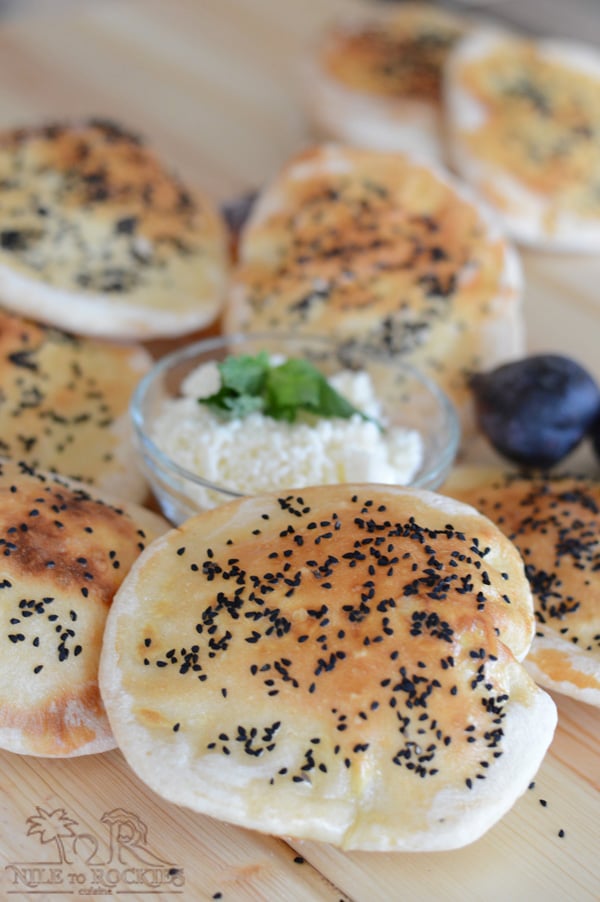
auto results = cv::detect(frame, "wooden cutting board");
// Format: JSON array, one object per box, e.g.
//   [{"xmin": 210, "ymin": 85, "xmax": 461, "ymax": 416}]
[{"xmin": 0, "ymin": 2, "xmax": 599, "ymax": 900}]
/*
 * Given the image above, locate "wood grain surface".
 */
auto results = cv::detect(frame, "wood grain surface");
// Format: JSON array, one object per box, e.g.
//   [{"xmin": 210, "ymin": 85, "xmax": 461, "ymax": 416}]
[{"xmin": 0, "ymin": 2, "xmax": 598, "ymax": 900}]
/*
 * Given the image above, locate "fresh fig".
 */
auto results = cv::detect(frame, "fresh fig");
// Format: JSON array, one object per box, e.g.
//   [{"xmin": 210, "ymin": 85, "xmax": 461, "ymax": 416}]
[{"xmin": 470, "ymin": 354, "xmax": 600, "ymax": 468}]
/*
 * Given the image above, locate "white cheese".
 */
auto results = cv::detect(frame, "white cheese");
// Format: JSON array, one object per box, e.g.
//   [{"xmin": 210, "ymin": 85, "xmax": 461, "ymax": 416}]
[{"xmin": 151, "ymin": 361, "xmax": 423, "ymax": 510}]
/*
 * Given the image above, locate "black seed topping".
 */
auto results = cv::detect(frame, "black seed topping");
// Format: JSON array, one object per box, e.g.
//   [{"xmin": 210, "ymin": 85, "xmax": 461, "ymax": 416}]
[{"xmin": 126, "ymin": 490, "xmax": 525, "ymax": 792}]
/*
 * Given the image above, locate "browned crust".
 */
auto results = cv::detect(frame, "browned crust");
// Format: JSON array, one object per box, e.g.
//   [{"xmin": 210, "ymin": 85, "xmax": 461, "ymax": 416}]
[
  {"xmin": 443, "ymin": 471, "xmax": 600, "ymax": 699},
  {"xmin": 99, "ymin": 484, "xmax": 558, "ymax": 849},
  {"xmin": 0, "ymin": 308, "xmax": 149, "ymax": 497},
  {"xmin": 226, "ymin": 145, "xmax": 523, "ymax": 429},
  {"xmin": 320, "ymin": 5, "xmax": 466, "ymax": 103},
  {"xmin": 0, "ymin": 459, "xmax": 167, "ymax": 756},
  {"xmin": 452, "ymin": 36, "xmax": 600, "ymax": 219},
  {"xmin": 445, "ymin": 473, "xmax": 600, "ymax": 653},
  {"xmin": 0, "ymin": 119, "xmax": 229, "ymax": 338}
]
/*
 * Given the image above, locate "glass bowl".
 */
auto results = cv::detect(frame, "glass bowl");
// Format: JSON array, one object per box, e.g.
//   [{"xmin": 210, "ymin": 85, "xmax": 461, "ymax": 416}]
[{"xmin": 131, "ymin": 332, "xmax": 460, "ymax": 524}]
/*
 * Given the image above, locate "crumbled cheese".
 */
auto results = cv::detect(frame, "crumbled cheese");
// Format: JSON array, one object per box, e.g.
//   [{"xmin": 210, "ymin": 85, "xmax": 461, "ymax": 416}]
[{"xmin": 152, "ymin": 361, "xmax": 423, "ymax": 509}]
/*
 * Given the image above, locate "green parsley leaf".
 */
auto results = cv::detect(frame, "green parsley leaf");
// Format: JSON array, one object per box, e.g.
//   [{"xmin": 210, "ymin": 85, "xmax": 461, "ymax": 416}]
[
  {"xmin": 198, "ymin": 352, "xmax": 380, "ymax": 427},
  {"xmin": 264, "ymin": 359, "xmax": 323, "ymax": 421},
  {"xmin": 200, "ymin": 352, "xmax": 269, "ymax": 417},
  {"xmin": 218, "ymin": 351, "xmax": 270, "ymax": 395}
]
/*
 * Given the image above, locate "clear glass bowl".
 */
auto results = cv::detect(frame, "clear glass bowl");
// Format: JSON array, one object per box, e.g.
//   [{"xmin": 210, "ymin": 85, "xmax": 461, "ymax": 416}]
[{"xmin": 131, "ymin": 332, "xmax": 460, "ymax": 524}]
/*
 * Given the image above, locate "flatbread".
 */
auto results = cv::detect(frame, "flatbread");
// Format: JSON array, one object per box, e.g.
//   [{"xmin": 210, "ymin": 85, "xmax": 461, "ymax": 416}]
[
  {"xmin": 305, "ymin": 3, "xmax": 468, "ymax": 163},
  {"xmin": 100, "ymin": 484, "xmax": 556, "ymax": 850},
  {"xmin": 445, "ymin": 30, "xmax": 600, "ymax": 251},
  {"xmin": 224, "ymin": 144, "xmax": 524, "ymax": 435},
  {"xmin": 0, "ymin": 119, "xmax": 229, "ymax": 339},
  {"xmin": 0, "ymin": 459, "xmax": 168, "ymax": 757},
  {"xmin": 442, "ymin": 468, "xmax": 600, "ymax": 706},
  {"xmin": 0, "ymin": 309, "xmax": 151, "ymax": 503}
]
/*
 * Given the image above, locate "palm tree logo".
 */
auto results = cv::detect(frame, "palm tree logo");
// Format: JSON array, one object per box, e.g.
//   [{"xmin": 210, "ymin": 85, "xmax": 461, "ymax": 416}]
[
  {"xmin": 23, "ymin": 806, "xmax": 176, "ymax": 869},
  {"xmin": 7, "ymin": 804, "xmax": 183, "ymax": 893},
  {"xmin": 25, "ymin": 807, "xmax": 77, "ymax": 864}
]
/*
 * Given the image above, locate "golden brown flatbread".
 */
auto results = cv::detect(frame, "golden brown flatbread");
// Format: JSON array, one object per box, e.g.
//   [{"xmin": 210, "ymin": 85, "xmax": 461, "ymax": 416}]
[
  {"xmin": 305, "ymin": 3, "xmax": 468, "ymax": 162},
  {"xmin": 224, "ymin": 144, "xmax": 524, "ymax": 434},
  {"xmin": 0, "ymin": 460, "xmax": 168, "ymax": 757},
  {"xmin": 100, "ymin": 484, "xmax": 556, "ymax": 850},
  {"xmin": 442, "ymin": 468, "xmax": 600, "ymax": 706},
  {"xmin": 445, "ymin": 30, "xmax": 600, "ymax": 251},
  {"xmin": 0, "ymin": 119, "xmax": 229, "ymax": 339},
  {"xmin": 0, "ymin": 309, "xmax": 151, "ymax": 503}
]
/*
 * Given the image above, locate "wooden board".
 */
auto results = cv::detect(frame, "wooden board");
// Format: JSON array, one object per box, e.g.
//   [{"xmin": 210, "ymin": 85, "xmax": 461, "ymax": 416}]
[{"xmin": 0, "ymin": 2, "xmax": 599, "ymax": 900}]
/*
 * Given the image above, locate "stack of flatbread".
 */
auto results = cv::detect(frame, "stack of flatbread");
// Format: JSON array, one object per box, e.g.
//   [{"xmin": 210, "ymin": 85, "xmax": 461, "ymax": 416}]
[
  {"xmin": 0, "ymin": 117, "xmax": 231, "ymax": 499},
  {"xmin": 305, "ymin": 3, "xmax": 600, "ymax": 252},
  {"xmin": 0, "ymin": 47, "xmax": 576, "ymax": 865},
  {"xmin": 0, "ymin": 119, "xmax": 233, "ymax": 758}
]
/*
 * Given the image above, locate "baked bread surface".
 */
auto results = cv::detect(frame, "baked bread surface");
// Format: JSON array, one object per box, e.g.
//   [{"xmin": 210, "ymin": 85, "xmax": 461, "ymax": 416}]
[
  {"xmin": 0, "ymin": 460, "xmax": 168, "ymax": 757},
  {"xmin": 306, "ymin": 3, "xmax": 468, "ymax": 161},
  {"xmin": 100, "ymin": 484, "xmax": 556, "ymax": 850},
  {"xmin": 443, "ymin": 468, "xmax": 600, "ymax": 706},
  {"xmin": 225, "ymin": 144, "xmax": 523, "ymax": 432},
  {"xmin": 0, "ymin": 309, "xmax": 151, "ymax": 502},
  {"xmin": 445, "ymin": 31, "xmax": 600, "ymax": 251},
  {"xmin": 0, "ymin": 119, "xmax": 229, "ymax": 338}
]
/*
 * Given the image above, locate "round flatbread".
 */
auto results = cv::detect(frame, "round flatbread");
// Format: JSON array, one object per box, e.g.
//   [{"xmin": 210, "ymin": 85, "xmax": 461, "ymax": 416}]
[
  {"xmin": 0, "ymin": 119, "xmax": 229, "ymax": 339},
  {"xmin": 445, "ymin": 30, "xmax": 600, "ymax": 251},
  {"xmin": 0, "ymin": 309, "xmax": 151, "ymax": 503},
  {"xmin": 0, "ymin": 460, "xmax": 168, "ymax": 757},
  {"xmin": 305, "ymin": 3, "xmax": 468, "ymax": 163},
  {"xmin": 224, "ymin": 144, "xmax": 524, "ymax": 435},
  {"xmin": 100, "ymin": 484, "xmax": 556, "ymax": 851},
  {"xmin": 442, "ymin": 468, "xmax": 600, "ymax": 706}
]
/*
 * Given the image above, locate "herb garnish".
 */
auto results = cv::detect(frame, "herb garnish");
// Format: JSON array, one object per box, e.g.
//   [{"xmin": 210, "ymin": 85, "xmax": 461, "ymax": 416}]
[{"xmin": 199, "ymin": 352, "xmax": 380, "ymax": 426}]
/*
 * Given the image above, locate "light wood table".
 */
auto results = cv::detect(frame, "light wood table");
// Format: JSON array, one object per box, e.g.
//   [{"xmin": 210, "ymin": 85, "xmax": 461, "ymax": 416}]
[{"xmin": 0, "ymin": 2, "xmax": 598, "ymax": 900}]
